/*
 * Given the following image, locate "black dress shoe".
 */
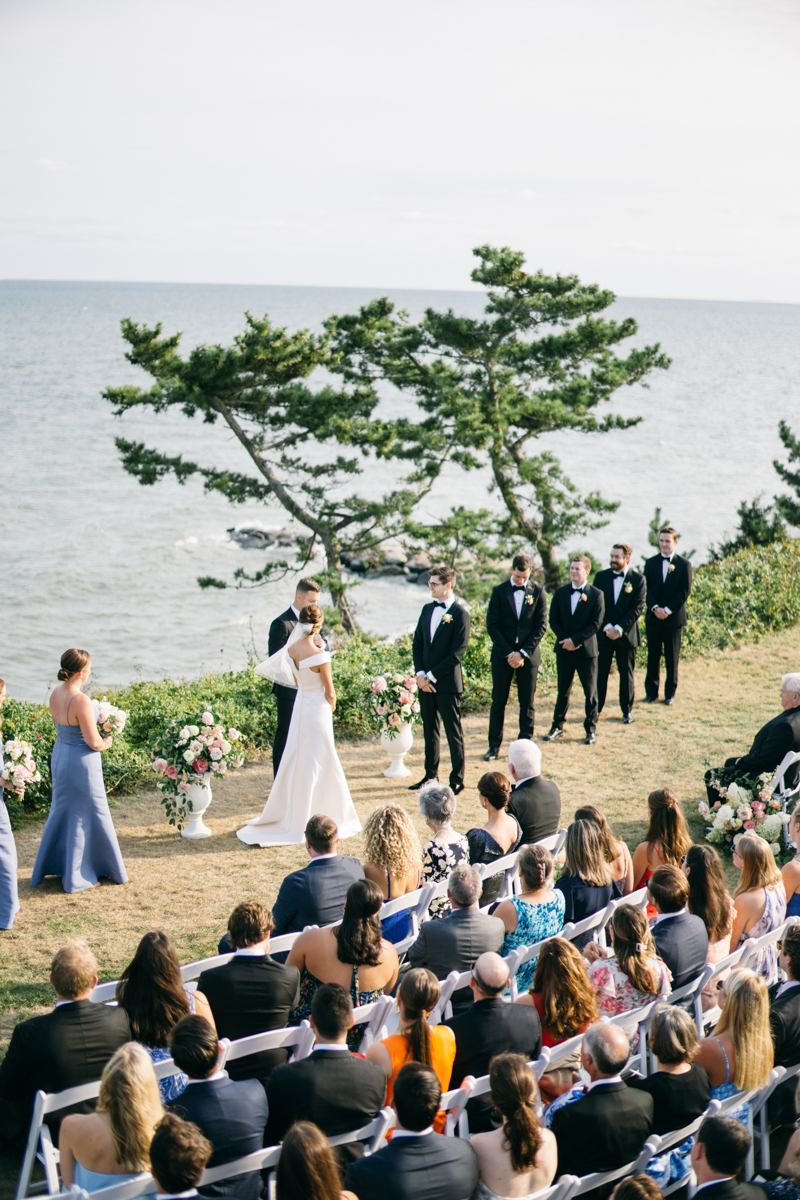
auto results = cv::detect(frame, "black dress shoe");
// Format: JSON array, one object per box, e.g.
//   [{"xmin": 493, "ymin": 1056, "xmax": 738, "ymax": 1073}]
[
  {"xmin": 623, "ymin": 713, "xmax": 634, "ymax": 724},
  {"xmin": 543, "ymin": 728, "xmax": 563, "ymax": 742},
  {"xmin": 664, "ymin": 698, "xmax": 674, "ymax": 706},
  {"xmin": 408, "ymin": 777, "xmax": 437, "ymax": 791},
  {"xmin": 583, "ymin": 733, "xmax": 597, "ymax": 745},
  {"xmin": 640, "ymin": 696, "xmax": 657, "ymax": 703},
  {"xmin": 483, "ymin": 750, "xmax": 499, "ymax": 761},
  {"xmin": 451, "ymin": 783, "xmax": 465, "ymax": 795}
]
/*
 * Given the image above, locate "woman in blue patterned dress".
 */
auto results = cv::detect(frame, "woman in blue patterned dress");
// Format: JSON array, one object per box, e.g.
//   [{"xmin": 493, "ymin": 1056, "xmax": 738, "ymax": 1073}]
[
  {"xmin": 418, "ymin": 783, "xmax": 469, "ymax": 920},
  {"xmin": 694, "ymin": 967, "xmax": 773, "ymax": 1126},
  {"xmin": 494, "ymin": 844, "xmax": 565, "ymax": 992}
]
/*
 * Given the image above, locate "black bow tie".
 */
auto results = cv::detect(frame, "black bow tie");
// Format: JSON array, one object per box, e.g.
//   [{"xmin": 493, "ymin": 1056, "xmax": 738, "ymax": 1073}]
[
  {"xmin": 511, "ymin": 585, "xmax": 526, "ymax": 593},
  {"xmin": 432, "ymin": 601, "xmax": 446, "ymax": 609},
  {"xmin": 571, "ymin": 587, "xmax": 584, "ymax": 594},
  {"xmin": 612, "ymin": 572, "xmax": 624, "ymax": 577},
  {"xmin": 661, "ymin": 555, "xmax": 672, "ymax": 561}
]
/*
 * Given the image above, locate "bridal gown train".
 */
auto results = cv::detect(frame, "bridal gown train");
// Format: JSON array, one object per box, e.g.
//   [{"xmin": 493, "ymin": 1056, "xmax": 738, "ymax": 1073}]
[{"xmin": 237, "ymin": 651, "xmax": 361, "ymax": 846}]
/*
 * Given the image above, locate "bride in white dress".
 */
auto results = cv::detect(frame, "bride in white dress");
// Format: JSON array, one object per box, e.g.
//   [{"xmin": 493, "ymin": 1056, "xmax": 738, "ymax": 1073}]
[{"xmin": 237, "ymin": 604, "xmax": 362, "ymax": 846}]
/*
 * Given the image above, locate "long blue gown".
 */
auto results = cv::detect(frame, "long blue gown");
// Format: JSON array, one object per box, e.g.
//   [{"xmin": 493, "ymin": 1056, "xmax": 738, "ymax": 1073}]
[
  {"xmin": 0, "ymin": 769, "xmax": 21, "ymax": 928},
  {"xmin": 30, "ymin": 698, "xmax": 128, "ymax": 893}
]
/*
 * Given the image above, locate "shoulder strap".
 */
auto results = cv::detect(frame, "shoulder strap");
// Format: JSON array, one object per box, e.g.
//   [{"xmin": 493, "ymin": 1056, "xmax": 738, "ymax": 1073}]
[{"xmin": 66, "ymin": 694, "xmax": 79, "ymax": 723}]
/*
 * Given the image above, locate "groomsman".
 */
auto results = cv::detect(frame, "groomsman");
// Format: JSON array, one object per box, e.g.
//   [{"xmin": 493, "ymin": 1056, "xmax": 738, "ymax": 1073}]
[
  {"xmin": 593, "ymin": 544, "xmax": 646, "ymax": 723},
  {"xmin": 483, "ymin": 554, "xmax": 548, "ymax": 760},
  {"xmin": 410, "ymin": 565, "xmax": 471, "ymax": 794},
  {"xmin": 268, "ymin": 577, "xmax": 322, "ymax": 773},
  {"xmin": 643, "ymin": 527, "xmax": 693, "ymax": 705},
  {"xmin": 544, "ymin": 555, "xmax": 604, "ymax": 745}
]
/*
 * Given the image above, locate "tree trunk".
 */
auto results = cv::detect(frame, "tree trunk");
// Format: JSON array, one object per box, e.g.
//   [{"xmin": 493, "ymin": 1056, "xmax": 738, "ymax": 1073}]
[{"xmin": 320, "ymin": 532, "xmax": 358, "ymax": 634}]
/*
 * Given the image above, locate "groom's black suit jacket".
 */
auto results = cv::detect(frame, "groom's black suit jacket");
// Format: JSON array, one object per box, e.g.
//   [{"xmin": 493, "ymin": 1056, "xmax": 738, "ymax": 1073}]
[
  {"xmin": 485, "ymin": 579, "xmax": 548, "ymax": 664},
  {"xmin": 412, "ymin": 600, "xmax": 471, "ymax": 693},
  {"xmin": 549, "ymin": 584, "xmax": 604, "ymax": 659},
  {"xmin": 643, "ymin": 553, "xmax": 693, "ymax": 628},
  {"xmin": 593, "ymin": 567, "xmax": 646, "ymax": 647}
]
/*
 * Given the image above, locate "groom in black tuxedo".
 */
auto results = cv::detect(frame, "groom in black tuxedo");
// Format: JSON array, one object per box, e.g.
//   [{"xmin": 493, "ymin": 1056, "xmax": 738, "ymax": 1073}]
[
  {"xmin": 643, "ymin": 526, "xmax": 693, "ymax": 705},
  {"xmin": 544, "ymin": 555, "xmax": 604, "ymax": 745},
  {"xmin": 484, "ymin": 553, "xmax": 548, "ymax": 760},
  {"xmin": 593, "ymin": 542, "xmax": 646, "ymax": 723},
  {"xmin": 410, "ymin": 564, "xmax": 471, "ymax": 794},
  {"xmin": 267, "ymin": 577, "xmax": 322, "ymax": 773}
]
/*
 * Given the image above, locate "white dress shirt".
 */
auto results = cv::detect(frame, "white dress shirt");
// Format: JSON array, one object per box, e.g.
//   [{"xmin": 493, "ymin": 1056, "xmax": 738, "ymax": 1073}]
[
  {"xmin": 235, "ymin": 946, "xmax": 267, "ymax": 956},
  {"xmin": 604, "ymin": 568, "xmax": 627, "ymax": 634},
  {"xmin": 426, "ymin": 595, "xmax": 457, "ymax": 682},
  {"xmin": 393, "ymin": 1126, "xmax": 435, "ymax": 1138},
  {"xmin": 510, "ymin": 578, "xmax": 525, "ymax": 619},
  {"xmin": 585, "ymin": 1075, "xmax": 623, "ymax": 1092},
  {"xmin": 570, "ymin": 587, "xmax": 585, "ymax": 615},
  {"xmin": 655, "ymin": 556, "xmax": 673, "ymax": 615}
]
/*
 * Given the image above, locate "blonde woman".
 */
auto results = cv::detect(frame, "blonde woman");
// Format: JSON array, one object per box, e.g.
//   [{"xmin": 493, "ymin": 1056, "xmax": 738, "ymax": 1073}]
[
  {"xmin": 695, "ymin": 967, "xmax": 773, "ymax": 1123},
  {"xmin": 730, "ymin": 833, "xmax": 786, "ymax": 985},
  {"xmin": 584, "ymin": 904, "xmax": 672, "ymax": 1016},
  {"xmin": 575, "ymin": 804, "xmax": 634, "ymax": 894},
  {"xmin": 59, "ymin": 1043, "xmax": 163, "ymax": 1190},
  {"xmin": 362, "ymin": 803, "xmax": 423, "ymax": 944},
  {"xmin": 554, "ymin": 819, "xmax": 619, "ymax": 949}
]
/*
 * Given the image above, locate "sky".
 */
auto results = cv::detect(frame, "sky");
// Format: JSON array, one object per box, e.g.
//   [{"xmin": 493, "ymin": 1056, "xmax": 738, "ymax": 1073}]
[{"xmin": 1, "ymin": 0, "xmax": 799, "ymax": 302}]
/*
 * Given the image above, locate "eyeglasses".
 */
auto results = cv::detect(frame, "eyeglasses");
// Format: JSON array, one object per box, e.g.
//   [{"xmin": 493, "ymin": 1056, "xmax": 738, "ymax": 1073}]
[{"xmin": 777, "ymin": 940, "xmax": 784, "ymax": 952}]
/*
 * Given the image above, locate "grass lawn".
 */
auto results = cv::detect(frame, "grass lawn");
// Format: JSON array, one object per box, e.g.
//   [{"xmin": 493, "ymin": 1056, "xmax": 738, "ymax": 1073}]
[{"xmin": 0, "ymin": 624, "xmax": 798, "ymax": 1193}]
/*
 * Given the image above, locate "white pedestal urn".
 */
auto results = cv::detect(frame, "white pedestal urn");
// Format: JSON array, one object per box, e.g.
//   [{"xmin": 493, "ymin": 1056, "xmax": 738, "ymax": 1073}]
[
  {"xmin": 380, "ymin": 722, "xmax": 414, "ymax": 779},
  {"xmin": 181, "ymin": 781, "xmax": 213, "ymax": 839}
]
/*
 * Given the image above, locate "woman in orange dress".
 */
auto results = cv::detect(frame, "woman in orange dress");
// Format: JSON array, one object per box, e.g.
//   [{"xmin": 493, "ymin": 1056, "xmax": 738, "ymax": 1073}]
[{"xmin": 365, "ymin": 968, "xmax": 456, "ymax": 1135}]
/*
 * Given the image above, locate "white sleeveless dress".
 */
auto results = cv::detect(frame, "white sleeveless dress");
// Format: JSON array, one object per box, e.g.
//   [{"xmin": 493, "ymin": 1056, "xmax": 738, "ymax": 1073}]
[{"xmin": 236, "ymin": 651, "xmax": 361, "ymax": 845}]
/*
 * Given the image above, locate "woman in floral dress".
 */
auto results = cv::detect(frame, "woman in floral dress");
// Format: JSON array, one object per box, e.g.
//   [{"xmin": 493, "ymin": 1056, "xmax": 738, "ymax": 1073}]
[
  {"xmin": 584, "ymin": 904, "xmax": 672, "ymax": 1016},
  {"xmin": 730, "ymin": 833, "xmax": 787, "ymax": 986},
  {"xmin": 494, "ymin": 844, "xmax": 565, "ymax": 992},
  {"xmin": 418, "ymin": 783, "xmax": 469, "ymax": 920}
]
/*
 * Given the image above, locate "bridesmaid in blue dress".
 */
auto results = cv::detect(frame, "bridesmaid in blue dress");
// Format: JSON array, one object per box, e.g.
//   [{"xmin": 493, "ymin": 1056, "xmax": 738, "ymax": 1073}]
[
  {"xmin": 31, "ymin": 649, "xmax": 128, "ymax": 893},
  {"xmin": 0, "ymin": 677, "xmax": 21, "ymax": 929}
]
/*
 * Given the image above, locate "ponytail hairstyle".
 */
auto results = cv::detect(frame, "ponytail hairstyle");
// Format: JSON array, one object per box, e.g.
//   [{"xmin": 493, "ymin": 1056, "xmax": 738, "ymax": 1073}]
[
  {"xmin": 335, "ymin": 879, "xmax": 383, "ymax": 967},
  {"xmin": 488, "ymin": 1053, "xmax": 542, "ymax": 1172},
  {"xmin": 58, "ymin": 648, "xmax": 90, "ymax": 682},
  {"xmin": 611, "ymin": 904, "xmax": 661, "ymax": 995},
  {"xmin": 644, "ymin": 788, "xmax": 692, "ymax": 865},
  {"xmin": 397, "ymin": 968, "xmax": 440, "ymax": 1067}
]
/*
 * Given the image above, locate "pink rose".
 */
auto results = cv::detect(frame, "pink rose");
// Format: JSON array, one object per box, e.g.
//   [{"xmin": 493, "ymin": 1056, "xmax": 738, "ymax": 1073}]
[
  {"xmin": 201, "ymin": 713, "xmax": 214, "ymax": 726},
  {"xmin": 744, "ymin": 820, "xmax": 756, "ymax": 830},
  {"xmin": 152, "ymin": 758, "xmax": 169, "ymax": 773},
  {"xmin": 210, "ymin": 747, "xmax": 223, "ymax": 761},
  {"xmin": 193, "ymin": 759, "xmax": 209, "ymax": 774},
  {"xmin": 404, "ymin": 678, "xmax": 416, "ymax": 690},
  {"xmin": 373, "ymin": 676, "xmax": 388, "ymax": 693},
  {"xmin": 179, "ymin": 781, "xmax": 190, "ymax": 791},
  {"xmin": 388, "ymin": 713, "xmax": 400, "ymax": 726},
  {"xmin": 166, "ymin": 765, "xmax": 178, "ymax": 780}
]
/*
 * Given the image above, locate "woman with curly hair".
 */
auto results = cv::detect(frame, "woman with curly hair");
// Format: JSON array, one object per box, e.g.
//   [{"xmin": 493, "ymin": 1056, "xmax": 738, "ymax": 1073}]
[
  {"xmin": 584, "ymin": 904, "xmax": 672, "ymax": 1016},
  {"xmin": 362, "ymin": 803, "xmax": 423, "ymax": 944},
  {"xmin": 467, "ymin": 772, "xmax": 523, "ymax": 905},
  {"xmin": 287, "ymin": 878, "xmax": 399, "ymax": 1050},
  {"xmin": 730, "ymin": 833, "xmax": 786, "ymax": 985},
  {"xmin": 575, "ymin": 804, "xmax": 634, "ymax": 895},
  {"xmin": 470, "ymin": 1054, "xmax": 557, "ymax": 1199},
  {"xmin": 695, "ymin": 967, "xmax": 773, "ymax": 1124},
  {"xmin": 632, "ymin": 788, "xmax": 692, "ymax": 890}
]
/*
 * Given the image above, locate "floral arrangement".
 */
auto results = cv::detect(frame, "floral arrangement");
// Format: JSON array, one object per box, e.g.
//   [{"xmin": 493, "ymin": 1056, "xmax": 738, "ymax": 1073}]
[
  {"xmin": 2, "ymin": 739, "xmax": 42, "ymax": 798},
  {"xmin": 150, "ymin": 709, "xmax": 243, "ymax": 828},
  {"xmin": 368, "ymin": 672, "xmax": 420, "ymax": 738},
  {"xmin": 96, "ymin": 700, "xmax": 127, "ymax": 737},
  {"xmin": 699, "ymin": 770, "xmax": 790, "ymax": 857}
]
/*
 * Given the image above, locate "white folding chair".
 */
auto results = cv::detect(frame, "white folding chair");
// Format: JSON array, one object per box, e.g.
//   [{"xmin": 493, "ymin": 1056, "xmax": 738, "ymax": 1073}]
[
  {"xmin": 223, "ymin": 1022, "xmax": 313, "ymax": 1071},
  {"xmin": 327, "ymin": 1106, "xmax": 396, "ymax": 1155},
  {"xmin": 532, "ymin": 1033, "xmax": 585, "ymax": 1080},
  {"xmin": 477, "ymin": 849, "xmax": 523, "ymax": 907},
  {"xmin": 440, "ymin": 1077, "xmax": 475, "ymax": 1136},
  {"xmin": 528, "ymin": 1177, "xmax": 582, "ymax": 1200},
  {"xmin": 751, "ymin": 1062, "xmax": 800, "ymax": 1169},
  {"xmin": 348, "ymin": 995, "xmax": 395, "ymax": 1050},
  {"xmin": 561, "ymin": 902, "xmax": 616, "ymax": 949},
  {"xmin": 773, "ymin": 750, "xmax": 800, "ymax": 805},
  {"xmin": 739, "ymin": 917, "xmax": 800, "ymax": 976},
  {"xmin": 571, "ymin": 1136, "xmax": 661, "ymax": 1196},
  {"xmin": 381, "ymin": 882, "xmax": 437, "ymax": 957},
  {"xmin": 507, "ymin": 936, "xmax": 554, "ymax": 1002}
]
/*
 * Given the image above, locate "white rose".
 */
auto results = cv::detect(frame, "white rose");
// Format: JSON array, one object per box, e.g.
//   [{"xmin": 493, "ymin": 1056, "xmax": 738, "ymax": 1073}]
[
  {"xmin": 216, "ymin": 760, "xmax": 227, "ymax": 773},
  {"xmin": 183, "ymin": 749, "xmax": 196, "ymax": 764},
  {"xmin": 178, "ymin": 726, "xmax": 192, "ymax": 743},
  {"xmin": 698, "ymin": 801, "xmax": 709, "ymax": 817},
  {"xmin": 221, "ymin": 740, "xmax": 231, "ymax": 754},
  {"xmin": 771, "ymin": 843, "xmax": 782, "ymax": 856},
  {"xmin": 188, "ymin": 725, "xmax": 200, "ymax": 736},
  {"xmin": 210, "ymin": 747, "xmax": 223, "ymax": 761},
  {"xmin": 190, "ymin": 739, "xmax": 203, "ymax": 753},
  {"xmin": 201, "ymin": 712, "xmax": 214, "ymax": 726},
  {"xmin": 736, "ymin": 804, "xmax": 753, "ymax": 822}
]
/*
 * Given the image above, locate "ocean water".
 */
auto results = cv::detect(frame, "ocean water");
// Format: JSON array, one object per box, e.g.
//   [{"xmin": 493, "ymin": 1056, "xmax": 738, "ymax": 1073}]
[{"xmin": 1, "ymin": 280, "xmax": 798, "ymax": 703}]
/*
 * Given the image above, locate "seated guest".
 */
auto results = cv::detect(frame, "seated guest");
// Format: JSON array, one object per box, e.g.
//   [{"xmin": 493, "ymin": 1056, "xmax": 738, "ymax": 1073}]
[
  {"xmin": 575, "ymin": 804, "xmax": 634, "ymax": 894},
  {"xmin": 198, "ymin": 901, "xmax": 300, "ymax": 1085},
  {"xmin": 585, "ymin": 904, "xmax": 672, "ymax": 1016},
  {"xmin": 517, "ymin": 937, "xmax": 598, "ymax": 1102},
  {"xmin": 690, "ymin": 1114, "xmax": 765, "ymax": 1200},
  {"xmin": 0, "ymin": 939, "xmax": 130, "ymax": 1143},
  {"xmin": 407, "ymin": 864, "xmax": 505, "ymax": 1012},
  {"xmin": 362, "ymin": 803, "xmax": 423, "ymax": 945},
  {"xmin": 276, "ymin": 1122, "xmax": 358, "ymax": 1200},
  {"xmin": 117, "ymin": 930, "xmax": 216, "ymax": 1103},
  {"xmin": 632, "ymin": 788, "xmax": 692, "ymax": 892},
  {"xmin": 548, "ymin": 1021, "xmax": 654, "ymax": 1183},
  {"xmin": 366, "ymin": 969, "xmax": 456, "ymax": 1135},
  {"xmin": 555, "ymin": 819, "xmax": 620, "ymax": 949},
  {"xmin": 59, "ymin": 1043, "xmax": 163, "ymax": 1191},
  {"xmin": 683, "ymin": 844, "xmax": 736, "ymax": 1008},
  {"xmin": 781, "ymin": 808, "xmax": 800, "ymax": 920},
  {"xmin": 754, "ymin": 1127, "xmax": 800, "ymax": 1200},
  {"xmin": 343, "ymin": 1062, "xmax": 478, "ymax": 1200},
  {"xmin": 705, "ymin": 673, "xmax": 800, "ymax": 801},
  {"xmin": 494, "ymin": 843, "xmax": 565, "ymax": 992},
  {"xmin": 626, "ymin": 1005, "xmax": 711, "ymax": 1188},
  {"xmin": 418, "ymin": 783, "xmax": 469, "ymax": 920},
  {"xmin": 445, "ymin": 952, "xmax": 542, "ymax": 1134},
  {"xmin": 286, "ymin": 879, "xmax": 399, "ymax": 1050},
  {"xmin": 218, "ymin": 816, "xmax": 365, "ymax": 952},
  {"xmin": 648, "ymin": 865, "xmax": 709, "ymax": 991},
  {"xmin": 265, "ymin": 983, "xmax": 387, "ymax": 1170},
  {"xmin": 167, "ymin": 1015, "xmax": 268, "ymax": 1200},
  {"xmin": 695, "ymin": 968, "xmax": 773, "ymax": 1125},
  {"xmin": 768, "ymin": 926, "xmax": 800, "ymax": 1129},
  {"xmin": 506, "ymin": 739, "xmax": 561, "ymax": 847},
  {"xmin": 730, "ymin": 834, "xmax": 787, "ymax": 986},
  {"xmin": 467, "ymin": 772, "xmax": 523, "ymax": 905},
  {"xmin": 149, "ymin": 1112, "xmax": 212, "ymax": 1200},
  {"xmin": 611, "ymin": 1177, "xmax": 664, "ymax": 1200},
  {"xmin": 470, "ymin": 1053, "xmax": 557, "ymax": 1200}
]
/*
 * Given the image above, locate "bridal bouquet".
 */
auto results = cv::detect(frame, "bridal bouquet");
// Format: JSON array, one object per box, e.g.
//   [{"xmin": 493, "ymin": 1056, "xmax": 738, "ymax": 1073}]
[
  {"xmin": 368, "ymin": 672, "xmax": 421, "ymax": 738},
  {"xmin": 2, "ymin": 739, "xmax": 42, "ymax": 798},
  {"xmin": 150, "ymin": 710, "xmax": 244, "ymax": 828},
  {"xmin": 96, "ymin": 700, "xmax": 127, "ymax": 737},
  {"xmin": 699, "ymin": 769, "xmax": 790, "ymax": 857}
]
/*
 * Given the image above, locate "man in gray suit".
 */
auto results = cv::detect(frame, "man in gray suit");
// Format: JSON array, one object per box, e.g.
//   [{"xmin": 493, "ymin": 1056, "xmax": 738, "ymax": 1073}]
[{"xmin": 407, "ymin": 865, "xmax": 504, "ymax": 1011}]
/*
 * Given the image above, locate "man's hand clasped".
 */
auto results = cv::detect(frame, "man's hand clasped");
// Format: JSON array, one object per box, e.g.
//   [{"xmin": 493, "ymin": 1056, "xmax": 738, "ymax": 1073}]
[{"xmin": 416, "ymin": 671, "xmax": 436, "ymax": 693}]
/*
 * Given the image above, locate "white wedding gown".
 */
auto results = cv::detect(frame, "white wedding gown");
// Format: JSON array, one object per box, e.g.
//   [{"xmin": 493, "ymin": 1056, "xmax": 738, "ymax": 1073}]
[{"xmin": 236, "ymin": 651, "xmax": 361, "ymax": 846}]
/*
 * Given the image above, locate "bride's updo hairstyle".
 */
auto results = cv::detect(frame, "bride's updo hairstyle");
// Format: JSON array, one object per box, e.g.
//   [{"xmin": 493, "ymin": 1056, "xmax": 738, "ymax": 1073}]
[
  {"xmin": 58, "ymin": 648, "xmax": 90, "ymax": 682},
  {"xmin": 298, "ymin": 604, "xmax": 323, "ymax": 631},
  {"xmin": 335, "ymin": 879, "xmax": 384, "ymax": 967}
]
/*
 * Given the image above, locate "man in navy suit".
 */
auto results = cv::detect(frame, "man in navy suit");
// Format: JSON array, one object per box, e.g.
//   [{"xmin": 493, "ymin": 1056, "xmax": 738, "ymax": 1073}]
[
  {"xmin": 343, "ymin": 1062, "xmax": 477, "ymax": 1200},
  {"xmin": 268, "ymin": 577, "xmax": 322, "ymax": 773},
  {"xmin": 410, "ymin": 564, "xmax": 471, "ymax": 794},
  {"xmin": 642, "ymin": 526, "xmax": 692, "ymax": 705},
  {"xmin": 167, "ymin": 1015, "xmax": 267, "ymax": 1200},
  {"xmin": 593, "ymin": 543, "xmax": 646, "ymax": 724},
  {"xmin": 690, "ymin": 1115, "xmax": 765, "ymax": 1200},
  {"xmin": 648, "ymin": 865, "xmax": 708, "ymax": 992},
  {"xmin": 483, "ymin": 553, "xmax": 548, "ymax": 760},
  {"xmin": 544, "ymin": 555, "xmax": 605, "ymax": 745}
]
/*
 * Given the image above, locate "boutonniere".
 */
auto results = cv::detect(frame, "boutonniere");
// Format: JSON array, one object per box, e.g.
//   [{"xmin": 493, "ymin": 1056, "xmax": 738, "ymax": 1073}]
[
  {"xmin": 624, "ymin": 583, "xmax": 633, "ymax": 594},
  {"xmin": 525, "ymin": 595, "xmax": 534, "ymax": 606},
  {"xmin": 442, "ymin": 614, "xmax": 452, "ymax": 623},
  {"xmin": 580, "ymin": 593, "xmax": 588, "ymax": 602},
  {"xmin": 668, "ymin": 563, "xmax": 675, "ymax": 573}
]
